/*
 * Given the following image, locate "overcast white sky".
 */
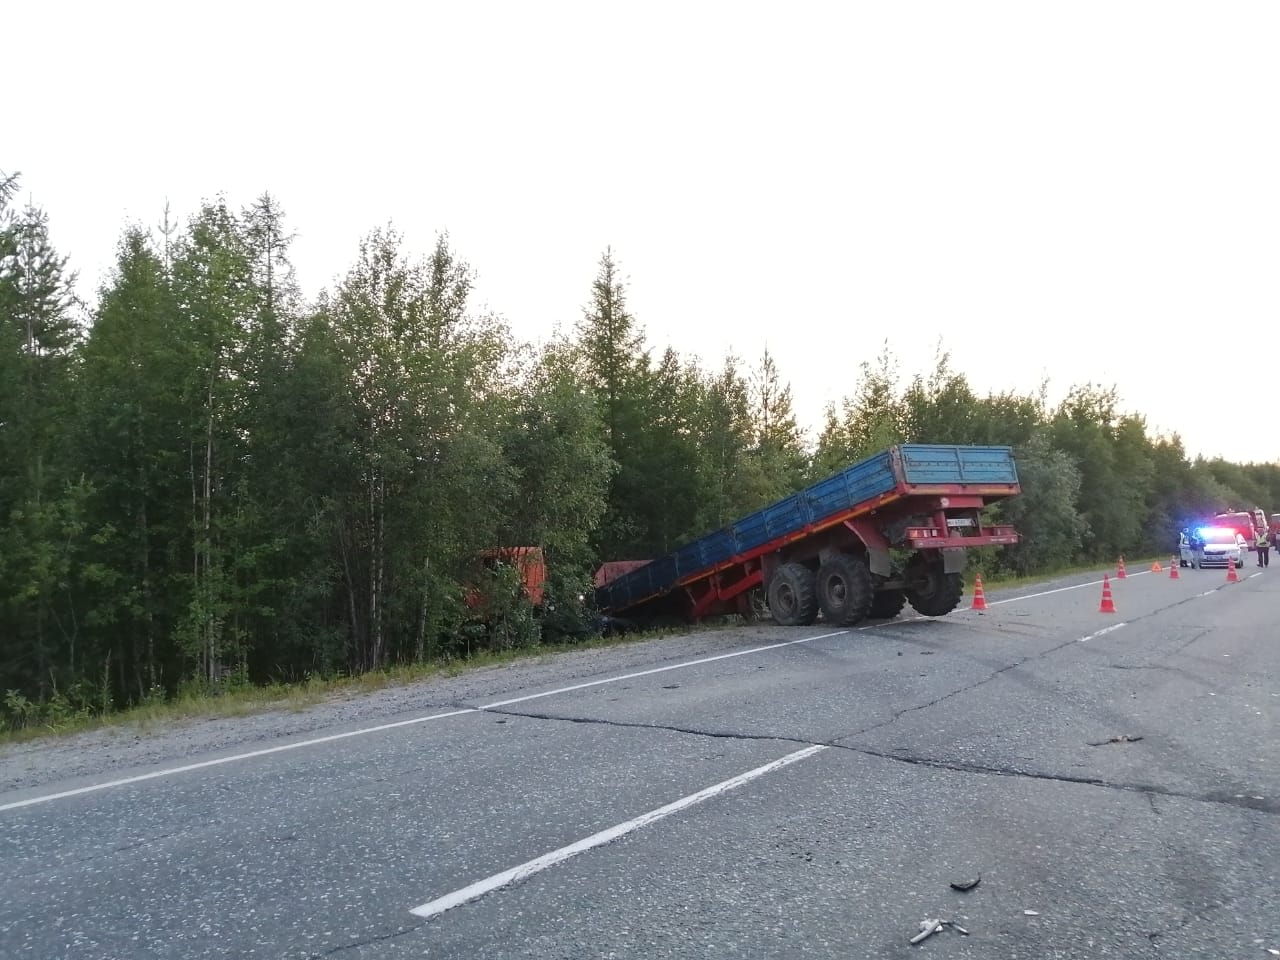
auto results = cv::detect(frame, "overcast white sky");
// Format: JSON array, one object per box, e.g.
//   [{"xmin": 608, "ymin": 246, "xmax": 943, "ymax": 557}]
[{"xmin": 8, "ymin": 1, "xmax": 1278, "ymax": 463}]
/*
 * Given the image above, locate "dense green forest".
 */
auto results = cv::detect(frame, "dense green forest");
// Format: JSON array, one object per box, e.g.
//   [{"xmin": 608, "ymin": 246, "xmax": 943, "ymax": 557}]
[{"xmin": 3, "ymin": 172, "xmax": 1278, "ymax": 727}]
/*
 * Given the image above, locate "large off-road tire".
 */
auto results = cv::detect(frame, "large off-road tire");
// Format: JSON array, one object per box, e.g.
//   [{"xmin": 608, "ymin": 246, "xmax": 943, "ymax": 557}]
[
  {"xmin": 767, "ymin": 562, "xmax": 819, "ymax": 626},
  {"xmin": 904, "ymin": 553, "xmax": 965, "ymax": 617},
  {"xmin": 868, "ymin": 588, "xmax": 907, "ymax": 620},
  {"xmin": 815, "ymin": 554, "xmax": 875, "ymax": 626}
]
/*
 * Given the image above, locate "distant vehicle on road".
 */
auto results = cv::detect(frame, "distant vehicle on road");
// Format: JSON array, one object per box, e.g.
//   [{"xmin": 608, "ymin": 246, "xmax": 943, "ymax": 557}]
[
  {"xmin": 1211, "ymin": 512, "xmax": 1260, "ymax": 552},
  {"xmin": 1184, "ymin": 526, "xmax": 1247, "ymax": 569}
]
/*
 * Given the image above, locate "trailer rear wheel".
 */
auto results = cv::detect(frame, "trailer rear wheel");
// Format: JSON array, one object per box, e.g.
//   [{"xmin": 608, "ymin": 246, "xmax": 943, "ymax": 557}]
[
  {"xmin": 815, "ymin": 554, "xmax": 874, "ymax": 626},
  {"xmin": 904, "ymin": 554, "xmax": 964, "ymax": 617},
  {"xmin": 768, "ymin": 562, "xmax": 819, "ymax": 626}
]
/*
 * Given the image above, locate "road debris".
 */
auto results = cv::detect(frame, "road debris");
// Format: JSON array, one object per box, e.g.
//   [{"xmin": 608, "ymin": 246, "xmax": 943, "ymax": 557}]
[
  {"xmin": 1024, "ymin": 910, "xmax": 1039, "ymax": 916},
  {"xmin": 950, "ymin": 875, "xmax": 981, "ymax": 892},
  {"xmin": 909, "ymin": 919, "xmax": 970, "ymax": 944},
  {"xmin": 910, "ymin": 919, "xmax": 943, "ymax": 944},
  {"xmin": 1087, "ymin": 734, "xmax": 1145, "ymax": 746}
]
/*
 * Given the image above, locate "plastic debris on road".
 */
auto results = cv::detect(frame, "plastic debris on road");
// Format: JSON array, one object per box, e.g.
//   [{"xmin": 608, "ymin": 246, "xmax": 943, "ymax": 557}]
[
  {"xmin": 910, "ymin": 918, "xmax": 970, "ymax": 944},
  {"xmin": 910, "ymin": 919, "xmax": 943, "ymax": 944}
]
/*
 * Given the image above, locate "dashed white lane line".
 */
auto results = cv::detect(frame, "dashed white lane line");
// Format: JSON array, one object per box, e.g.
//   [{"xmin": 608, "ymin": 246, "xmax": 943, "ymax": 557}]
[
  {"xmin": 408, "ymin": 744, "xmax": 828, "ymax": 921},
  {"xmin": 412, "ymin": 570, "xmax": 1253, "ymax": 919},
  {"xmin": 1078, "ymin": 622, "xmax": 1127, "ymax": 642},
  {"xmin": 411, "ymin": 572, "xmax": 1257, "ymax": 918},
  {"xmin": 986, "ymin": 569, "xmax": 1151, "ymax": 606},
  {"xmin": 0, "ymin": 631, "xmax": 849, "ymax": 813}
]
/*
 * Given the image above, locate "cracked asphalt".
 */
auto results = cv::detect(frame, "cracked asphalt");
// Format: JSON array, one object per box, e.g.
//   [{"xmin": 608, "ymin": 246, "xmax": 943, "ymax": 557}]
[{"xmin": 2, "ymin": 564, "xmax": 1277, "ymax": 959}]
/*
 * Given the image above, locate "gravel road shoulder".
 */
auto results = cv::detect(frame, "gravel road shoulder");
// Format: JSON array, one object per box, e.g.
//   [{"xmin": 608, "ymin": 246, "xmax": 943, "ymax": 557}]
[{"xmin": 0, "ymin": 623, "xmax": 793, "ymax": 795}]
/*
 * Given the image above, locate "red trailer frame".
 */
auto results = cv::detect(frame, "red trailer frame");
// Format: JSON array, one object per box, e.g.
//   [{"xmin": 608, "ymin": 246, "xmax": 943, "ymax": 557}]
[{"xmin": 663, "ymin": 481, "xmax": 1017, "ymax": 623}]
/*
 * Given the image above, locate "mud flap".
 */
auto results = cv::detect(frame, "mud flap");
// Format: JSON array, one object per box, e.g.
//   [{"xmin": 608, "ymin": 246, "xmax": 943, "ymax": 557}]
[
  {"xmin": 867, "ymin": 546, "xmax": 892, "ymax": 578},
  {"xmin": 942, "ymin": 548, "xmax": 967, "ymax": 575}
]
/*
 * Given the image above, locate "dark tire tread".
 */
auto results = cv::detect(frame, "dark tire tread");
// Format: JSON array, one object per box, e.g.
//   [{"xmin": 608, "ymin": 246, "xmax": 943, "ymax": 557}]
[
  {"xmin": 904, "ymin": 554, "xmax": 965, "ymax": 617},
  {"xmin": 815, "ymin": 554, "xmax": 875, "ymax": 626},
  {"xmin": 869, "ymin": 589, "xmax": 907, "ymax": 620},
  {"xmin": 768, "ymin": 562, "xmax": 819, "ymax": 626}
]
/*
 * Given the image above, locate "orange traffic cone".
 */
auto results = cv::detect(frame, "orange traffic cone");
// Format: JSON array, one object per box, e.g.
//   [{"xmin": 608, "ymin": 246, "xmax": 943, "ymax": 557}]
[
  {"xmin": 1117, "ymin": 555, "xmax": 1127, "ymax": 579},
  {"xmin": 1151, "ymin": 561, "xmax": 1163, "ymax": 573},
  {"xmin": 1169, "ymin": 555, "xmax": 1179, "ymax": 579},
  {"xmin": 1227, "ymin": 555, "xmax": 1239, "ymax": 583},
  {"xmin": 970, "ymin": 574, "xmax": 988, "ymax": 611},
  {"xmin": 1099, "ymin": 573, "xmax": 1117, "ymax": 613}
]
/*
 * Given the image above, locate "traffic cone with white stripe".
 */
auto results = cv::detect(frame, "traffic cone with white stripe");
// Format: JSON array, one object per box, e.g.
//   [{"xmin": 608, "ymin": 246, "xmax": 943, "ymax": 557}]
[
  {"xmin": 1227, "ymin": 555, "xmax": 1239, "ymax": 583},
  {"xmin": 1117, "ymin": 555, "xmax": 1127, "ymax": 579},
  {"xmin": 1099, "ymin": 573, "xmax": 1117, "ymax": 613},
  {"xmin": 1169, "ymin": 556, "xmax": 1179, "ymax": 580},
  {"xmin": 970, "ymin": 574, "xmax": 988, "ymax": 611}
]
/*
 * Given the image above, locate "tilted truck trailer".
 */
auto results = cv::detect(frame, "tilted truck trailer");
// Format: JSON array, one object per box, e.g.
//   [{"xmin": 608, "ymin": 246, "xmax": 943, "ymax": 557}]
[{"xmin": 595, "ymin": 444, "xmax": 1021, "ymax": 628}]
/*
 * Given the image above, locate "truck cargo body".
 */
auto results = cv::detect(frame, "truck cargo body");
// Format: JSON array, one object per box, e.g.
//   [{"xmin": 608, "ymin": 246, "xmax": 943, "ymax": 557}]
[{"xmin": 595, "ymin": 444, "xmax": 1021, "ymax": 627}]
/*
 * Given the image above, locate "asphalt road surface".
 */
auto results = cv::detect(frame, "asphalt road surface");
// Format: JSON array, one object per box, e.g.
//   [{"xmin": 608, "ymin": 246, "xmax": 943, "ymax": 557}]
[{"xmin": 2, "ymin": 563, "xmax": 1278, "ymax": 959}]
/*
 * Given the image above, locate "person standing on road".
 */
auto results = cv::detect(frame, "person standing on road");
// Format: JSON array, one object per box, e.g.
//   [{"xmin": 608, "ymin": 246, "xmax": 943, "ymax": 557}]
[
  {"xmin": 1256, "ymin": 527, "xmax": 1270, "ymax": 567},
  {"xmin": 1190, "ymin": 528, "xmax": 1205, "ymax": 569}
]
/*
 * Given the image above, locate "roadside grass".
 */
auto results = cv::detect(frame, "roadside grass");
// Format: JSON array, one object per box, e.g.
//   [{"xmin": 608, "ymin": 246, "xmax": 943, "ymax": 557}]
[{"xmin": 0, "ymin": 556, "xmax": 1166, "ymax": 747}]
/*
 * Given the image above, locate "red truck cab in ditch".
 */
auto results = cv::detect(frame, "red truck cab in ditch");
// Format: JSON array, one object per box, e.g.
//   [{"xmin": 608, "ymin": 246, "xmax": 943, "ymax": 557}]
[{"xmin": 464, "ymin": 546, "xmax": 547, "ymax": 613}]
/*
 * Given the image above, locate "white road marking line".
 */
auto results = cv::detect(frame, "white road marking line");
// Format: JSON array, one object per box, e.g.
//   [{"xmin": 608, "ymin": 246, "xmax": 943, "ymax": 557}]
[
  {"xmin": 1, "ymin": 632, "xmax": 849, "ymax": 813},
  {"xmin": 408, "ymin": 744, "xmax": 827, "ymax": 920},
  {"xmin": 0, "ymin": 708, "xmax": 479, "ymax": 813},
  {"xmin": 1200, "ymin": 590, "xmax": 1215, "ymax": 597},
  {"xmin": 480, "ymin": 630, "xmax": 848, "ymax": 709},
  {"xmin": 1078, "ymin": 622, "xmax": 1127, "ymax": 642},
  {"xmin": 0, "ymin": 561, "xmax": 1221, "ymax": 812},
  {"xmin": 986, "ymin": 570, "xmax": 1151, "ymax": 606},
  {"xmin": 1249, "ymin": 572, "xmax": 1262, "ymax": 579}
]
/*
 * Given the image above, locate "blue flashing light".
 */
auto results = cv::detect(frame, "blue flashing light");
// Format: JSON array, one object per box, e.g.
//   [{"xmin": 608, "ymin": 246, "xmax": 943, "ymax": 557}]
[{"xmin": 1197, "ymin": 526, "xmax": 1235, "ymax": 540}]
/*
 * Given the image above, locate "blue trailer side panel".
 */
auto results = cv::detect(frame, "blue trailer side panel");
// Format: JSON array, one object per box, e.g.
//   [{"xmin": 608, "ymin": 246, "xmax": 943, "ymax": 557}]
[
  {"xmin": 596, "ymin": 444, "xmax": 1017, "ymax": 613},
  {"xmin": 899, "ymin": 444, "xmax": 1020, "ymax": 485},
  {"xmin": 804, "ymin": 450, "xmax": 896, "ymax": 518}
]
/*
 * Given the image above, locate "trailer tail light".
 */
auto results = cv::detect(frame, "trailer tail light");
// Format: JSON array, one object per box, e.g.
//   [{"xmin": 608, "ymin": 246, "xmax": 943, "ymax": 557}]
[{"xmin": 906, "ymin": 527, "xmax": 940, "ymax": 540}]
